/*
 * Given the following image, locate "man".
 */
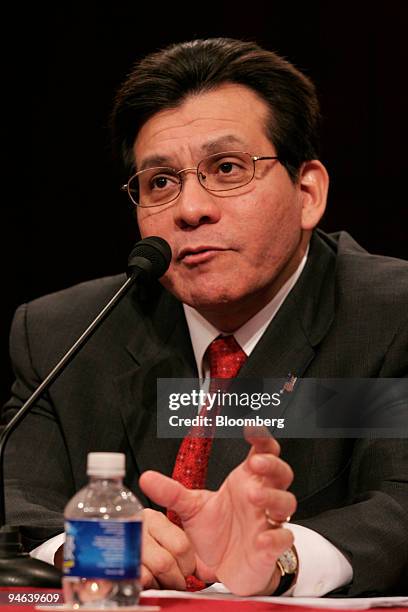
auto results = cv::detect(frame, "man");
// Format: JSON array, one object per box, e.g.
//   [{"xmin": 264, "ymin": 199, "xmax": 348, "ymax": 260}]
[{"xmin": 3, "ymin": 38, "xmax": 408, "ymax": 596}]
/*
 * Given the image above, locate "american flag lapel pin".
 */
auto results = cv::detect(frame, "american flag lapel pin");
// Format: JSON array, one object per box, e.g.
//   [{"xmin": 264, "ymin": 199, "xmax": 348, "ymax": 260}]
[{"xmin": 280, "ymin": 373, "xmax": 298, "ymax": 394}]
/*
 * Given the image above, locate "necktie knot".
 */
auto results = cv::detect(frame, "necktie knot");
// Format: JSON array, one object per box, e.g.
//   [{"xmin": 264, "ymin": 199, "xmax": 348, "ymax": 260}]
[{"xmin": 206, "ymin": 335, "xmax": 247, "ymax": 380}]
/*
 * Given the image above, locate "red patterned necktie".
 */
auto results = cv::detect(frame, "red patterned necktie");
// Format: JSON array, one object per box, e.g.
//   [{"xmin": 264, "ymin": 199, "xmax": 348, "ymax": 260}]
[{"xmin": 167, "ymin": 335, "xmax": 247, "ymax": 590}]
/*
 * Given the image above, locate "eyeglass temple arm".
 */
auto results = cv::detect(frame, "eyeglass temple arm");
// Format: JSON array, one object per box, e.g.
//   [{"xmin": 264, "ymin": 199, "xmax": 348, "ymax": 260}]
[{"xmin": 252, "ymin": 155, "xmax": 279, "ymax": 161}]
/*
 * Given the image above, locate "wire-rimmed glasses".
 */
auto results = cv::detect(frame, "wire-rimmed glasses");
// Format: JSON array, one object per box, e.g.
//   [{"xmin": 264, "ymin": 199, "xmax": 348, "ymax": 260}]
[{"xmin": 121, "ymin": 150, "xmax": 279, "ymax": 208}]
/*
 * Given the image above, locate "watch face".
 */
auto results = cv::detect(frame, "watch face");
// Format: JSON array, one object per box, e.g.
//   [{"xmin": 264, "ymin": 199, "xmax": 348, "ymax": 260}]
[{"xmin": 278, "ymin": 547, "xmax": 298, "ymax": 574}]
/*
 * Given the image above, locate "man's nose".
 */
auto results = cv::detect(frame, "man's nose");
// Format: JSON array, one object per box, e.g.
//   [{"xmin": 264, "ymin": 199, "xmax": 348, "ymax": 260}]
[{"xmin": 173, "ymin": 171, "xmax": 221, "ymax": 229}]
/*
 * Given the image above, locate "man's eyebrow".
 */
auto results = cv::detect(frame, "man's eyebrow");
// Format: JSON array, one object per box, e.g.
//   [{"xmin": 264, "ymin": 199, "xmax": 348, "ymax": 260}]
[
  {"xmin": 137, "ymin": 136, "xmax": 247, "ymax": 171},
  {"xmin": 202, "ymin": 135, "xmax": 247, "ymax": 154},
  {"xmin": 138, "ymin": 155, "xmax": 173, "ymax": 171}
]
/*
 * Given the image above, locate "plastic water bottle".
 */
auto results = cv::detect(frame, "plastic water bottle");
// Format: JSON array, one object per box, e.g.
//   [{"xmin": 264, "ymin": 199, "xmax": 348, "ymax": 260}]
[{"xmin": 63, "ymin": 452, "xmax": 143, "ymax": 607}]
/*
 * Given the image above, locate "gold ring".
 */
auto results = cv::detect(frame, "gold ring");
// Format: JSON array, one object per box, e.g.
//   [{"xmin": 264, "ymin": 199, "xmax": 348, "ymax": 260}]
[{"xmin": 265, "ymin": 509, "xmax": 291, "ymax": 528}]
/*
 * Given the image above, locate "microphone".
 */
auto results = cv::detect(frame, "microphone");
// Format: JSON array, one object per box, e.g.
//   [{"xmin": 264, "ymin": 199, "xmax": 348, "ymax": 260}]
[
  {"xmin": 127, "ymin": 235, "xmax": 171, "ymax": 279},
  {"xmin": 0, "ymin": 236, "xmax": 172, "ymax": 586}
]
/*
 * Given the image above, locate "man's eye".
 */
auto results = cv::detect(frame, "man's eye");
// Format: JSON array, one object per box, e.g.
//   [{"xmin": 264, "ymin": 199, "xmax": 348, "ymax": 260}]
[
  {"xmin": 214, "ymin": 158, "xmax": 246, "ymax": 175},
  {"xmin": 150, "ymin": 175, "xmax": 176, "ymax": 190},
  {"xmin": 219, "ymin": 162, "xmax": 234, "ymax": 174}
]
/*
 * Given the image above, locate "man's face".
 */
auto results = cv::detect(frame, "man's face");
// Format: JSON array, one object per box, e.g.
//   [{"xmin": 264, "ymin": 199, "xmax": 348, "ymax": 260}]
[{"xmin": 134, "ymin": 84, "xmax": 312, "ymax": 328}]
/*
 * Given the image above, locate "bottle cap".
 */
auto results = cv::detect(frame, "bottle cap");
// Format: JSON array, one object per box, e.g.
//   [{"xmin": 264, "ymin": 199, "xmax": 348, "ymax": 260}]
[{"xmin": 87, "ymin": 452, "xmax": 125, "ymax": 477}]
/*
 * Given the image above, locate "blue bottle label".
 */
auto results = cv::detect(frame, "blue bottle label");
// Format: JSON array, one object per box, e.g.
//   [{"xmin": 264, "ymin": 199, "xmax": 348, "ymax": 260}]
[{"xmin": 63, "ymin": 519, "xmax": 141, "ymax": 579}]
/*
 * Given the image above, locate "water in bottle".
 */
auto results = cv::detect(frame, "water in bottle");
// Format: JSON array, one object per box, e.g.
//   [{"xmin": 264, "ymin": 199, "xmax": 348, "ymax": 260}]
[{"xmin": 63, "ymin": 452, "xmax": 143, "ymax": 607}]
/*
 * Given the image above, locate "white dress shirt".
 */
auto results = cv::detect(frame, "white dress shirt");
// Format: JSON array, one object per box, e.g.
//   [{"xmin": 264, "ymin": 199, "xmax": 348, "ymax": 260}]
[{"xmin": 32, "ymin": 247, "xmax": 352, "ymax": 595}]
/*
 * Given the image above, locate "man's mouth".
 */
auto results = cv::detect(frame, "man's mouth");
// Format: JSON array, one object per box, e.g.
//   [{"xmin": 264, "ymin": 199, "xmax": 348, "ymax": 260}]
[{"xmin": 177, "ymin": 246, "xmax": 227, "ymax": 264}]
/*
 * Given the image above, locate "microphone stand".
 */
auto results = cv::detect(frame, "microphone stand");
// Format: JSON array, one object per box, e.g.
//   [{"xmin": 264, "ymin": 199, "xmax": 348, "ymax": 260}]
[{"xmin": 0, "ymin": 237, "xmax": 171, "ymax": 586}]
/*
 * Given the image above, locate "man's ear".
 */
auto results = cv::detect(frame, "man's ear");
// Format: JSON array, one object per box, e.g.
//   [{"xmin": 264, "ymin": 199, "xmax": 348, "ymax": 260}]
[{"xmin": 298, "ymin": 160, "xmax": 329, "ymax": 230}]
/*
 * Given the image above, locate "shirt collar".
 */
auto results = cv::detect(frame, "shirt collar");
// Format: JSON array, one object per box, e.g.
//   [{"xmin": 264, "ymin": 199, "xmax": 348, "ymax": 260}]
[{"xmin": 183, "ymin": 247, "xmax": 309, "ymax": 380}]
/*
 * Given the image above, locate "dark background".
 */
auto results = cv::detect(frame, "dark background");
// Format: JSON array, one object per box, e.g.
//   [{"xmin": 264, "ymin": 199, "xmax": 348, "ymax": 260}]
[{"xmin": 2, "ymin": 3, "xmax": 407, "ymax": 406}]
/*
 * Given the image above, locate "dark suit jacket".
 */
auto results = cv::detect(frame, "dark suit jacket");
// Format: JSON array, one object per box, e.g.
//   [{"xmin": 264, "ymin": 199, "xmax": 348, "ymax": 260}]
[{"xmin": 3, "ymin": 230, "xmax": 408, "ymax": 595}]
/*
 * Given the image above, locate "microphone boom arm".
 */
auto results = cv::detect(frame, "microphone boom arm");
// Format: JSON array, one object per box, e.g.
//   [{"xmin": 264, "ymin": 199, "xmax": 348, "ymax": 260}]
[
  {"xmin": 0, "ymin": 273, "xmax": 136, "ymax": 527},
  {"xmin": 0, "ymin": 234, "xmax": 172, "ymax": 529}
]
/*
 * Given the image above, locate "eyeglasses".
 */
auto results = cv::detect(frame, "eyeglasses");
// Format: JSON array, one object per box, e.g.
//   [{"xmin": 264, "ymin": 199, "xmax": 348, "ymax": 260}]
[{"xmin": 121, "ymin": 150, "xmax": 279, "ymax": 208}]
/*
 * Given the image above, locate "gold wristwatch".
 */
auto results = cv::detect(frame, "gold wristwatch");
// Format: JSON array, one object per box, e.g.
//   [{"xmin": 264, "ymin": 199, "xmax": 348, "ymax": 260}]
[{"xmin": 274, "ymin": 546, "xmax": 298, "ymax": 595}]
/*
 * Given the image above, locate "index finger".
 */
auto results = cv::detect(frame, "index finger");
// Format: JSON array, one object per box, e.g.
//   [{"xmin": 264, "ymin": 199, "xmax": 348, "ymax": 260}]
[{"xmin": 244, "ymin": 425, "xmax": 281, "ymax": 456}]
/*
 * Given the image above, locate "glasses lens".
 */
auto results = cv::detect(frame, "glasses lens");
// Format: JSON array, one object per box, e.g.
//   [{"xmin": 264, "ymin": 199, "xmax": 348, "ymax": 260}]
[
  {"xmin": 129, "ymin": 168, "xmax": 181, "ymax": 207},
  {"xmin": 198, "ymin": 152, "xmax": 254, "ymax": 192}
]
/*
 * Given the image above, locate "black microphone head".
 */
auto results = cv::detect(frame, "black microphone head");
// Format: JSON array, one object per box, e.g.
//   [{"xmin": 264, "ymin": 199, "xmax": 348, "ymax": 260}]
[{"xmin": 127, "ymin": 236, "xmax": 172, "ymax": 280}]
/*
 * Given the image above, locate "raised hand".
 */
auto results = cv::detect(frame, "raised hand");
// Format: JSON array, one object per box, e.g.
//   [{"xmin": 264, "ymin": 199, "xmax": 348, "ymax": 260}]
[{"xmin": 139, "ymin": 427, "xmax": 297, "ymax": 595}]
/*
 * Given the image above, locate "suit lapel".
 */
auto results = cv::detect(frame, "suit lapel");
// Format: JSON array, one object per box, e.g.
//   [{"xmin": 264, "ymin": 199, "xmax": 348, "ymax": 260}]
[
  {"xmin": 207, "ymin": 232, "xmax": 337, "ymax": 490},
  {"xmin": 113, "ymin": 286, "xmax": 197, "ymax": 489}
]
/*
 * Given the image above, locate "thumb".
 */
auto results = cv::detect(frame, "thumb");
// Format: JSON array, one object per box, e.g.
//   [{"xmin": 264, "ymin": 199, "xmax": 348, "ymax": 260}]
[
  {"xmin": 195, "ymin": 555, "xmax": 218, "ymax": 582},
  {"xmin": 139, "ymin": 470, "xmax": 203, "ymax": 521}
]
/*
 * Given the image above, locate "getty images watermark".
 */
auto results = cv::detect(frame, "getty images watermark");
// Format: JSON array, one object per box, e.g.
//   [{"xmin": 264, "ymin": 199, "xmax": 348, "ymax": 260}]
[
  {"xmin": 157, "ymin": 376, "xmax": 297, "ymax": 438},
  {"xmin": 156, "ymin": 378, "xmax": 408, "ymax": 438},
  {"xmin": 168, "ymin": 387, "xmax": 285, "ymax": 430}
]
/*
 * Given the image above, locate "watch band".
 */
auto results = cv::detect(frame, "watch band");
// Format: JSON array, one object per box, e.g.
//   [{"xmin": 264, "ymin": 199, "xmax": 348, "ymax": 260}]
[{"xmin": 274, "ymin": 571, "xmax": 295, "ymax": 596}]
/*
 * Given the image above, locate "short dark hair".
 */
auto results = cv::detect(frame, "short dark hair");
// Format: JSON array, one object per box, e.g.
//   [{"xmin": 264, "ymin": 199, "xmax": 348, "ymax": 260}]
[{"xmin": 111, "ymin": 37, "xmax": 321, "ymax": 181}]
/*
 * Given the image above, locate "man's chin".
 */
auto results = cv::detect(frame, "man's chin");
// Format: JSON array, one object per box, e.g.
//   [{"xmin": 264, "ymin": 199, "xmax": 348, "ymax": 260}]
[
  {"xmin": 173, "ymin": 288, "xmax": 239, "ymax": 310},
  {"xmin": 183, "ymin": 290, "xmax": 233, "ymax": 307},
  {"xmin": 162, "ymin": 275, "xmax": 238, "ymax": 306}
]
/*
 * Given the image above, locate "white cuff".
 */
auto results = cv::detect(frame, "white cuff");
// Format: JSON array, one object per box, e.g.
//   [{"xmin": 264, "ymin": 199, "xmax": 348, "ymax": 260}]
[
  {"xmin": 30, "ymin": 532, "xmax": 65, "ymax": 566},
  {"xmin": 284, "ymin": 523, "xmax": 353, "ymax": 596}
]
